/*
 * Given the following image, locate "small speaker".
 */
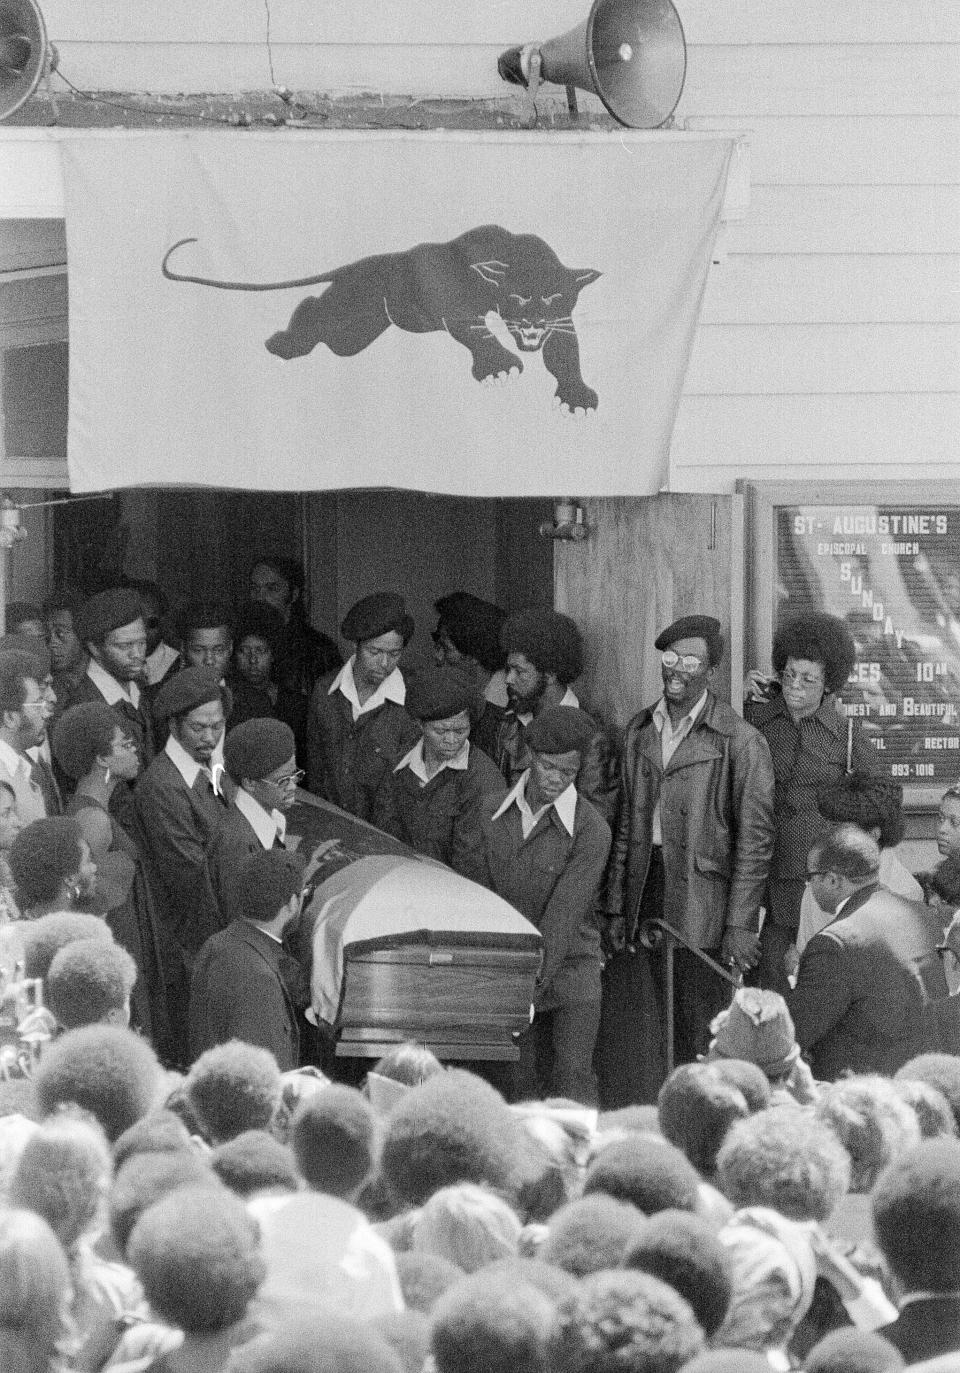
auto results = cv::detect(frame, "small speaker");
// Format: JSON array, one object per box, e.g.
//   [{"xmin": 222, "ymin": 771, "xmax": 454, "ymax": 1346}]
[
  {"xmin": 498, "ymin": 0, "xmax": 687, "ymax": 130},
  {"xmin": 0, "ymin": 0, "xmax": 56, "ymax": 124}
]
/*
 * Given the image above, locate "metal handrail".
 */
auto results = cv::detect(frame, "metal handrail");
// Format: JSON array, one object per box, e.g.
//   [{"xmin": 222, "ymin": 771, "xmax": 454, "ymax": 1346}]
[{"xmin": 637, "ymin": 917, "xmax": 741, "ymax": 1076}]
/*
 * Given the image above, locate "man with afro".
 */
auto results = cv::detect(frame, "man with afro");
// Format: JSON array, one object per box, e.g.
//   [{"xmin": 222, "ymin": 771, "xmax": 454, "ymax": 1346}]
[
  {"xmin": 45, "ymin": 937, "xmax": 137, "ymax": 1030},
  {"xmin": 493, "ymin": 607, "xmax": 617, "ymax": 824}
]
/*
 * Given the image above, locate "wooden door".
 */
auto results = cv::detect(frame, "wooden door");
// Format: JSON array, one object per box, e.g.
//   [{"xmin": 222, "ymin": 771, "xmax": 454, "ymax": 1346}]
[{"xmin": 554, "ymin": 494, "xmax": 744, "ymax": 734}]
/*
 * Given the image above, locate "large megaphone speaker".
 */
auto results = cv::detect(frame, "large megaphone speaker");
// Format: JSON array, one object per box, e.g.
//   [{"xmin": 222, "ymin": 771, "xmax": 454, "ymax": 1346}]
[
  {"xmin": 0, "ymin": 0, "xmax": 57, "ymax": 123},
  {"xmin": 498, "ymin": 0, "xmax": 686, "ymax": 130}
]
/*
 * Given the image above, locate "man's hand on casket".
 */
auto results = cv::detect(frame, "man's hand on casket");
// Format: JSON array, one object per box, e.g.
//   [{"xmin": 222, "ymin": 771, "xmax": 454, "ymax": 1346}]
[{"xmin": 300, "ymin": 838, "xmax": 346, "ymax": 887}]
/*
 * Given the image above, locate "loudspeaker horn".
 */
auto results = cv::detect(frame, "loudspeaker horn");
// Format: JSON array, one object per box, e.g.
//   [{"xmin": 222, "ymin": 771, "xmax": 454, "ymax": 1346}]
[
  {"xmin": 498, "ymin": 0, "xmax": 686, "ymax": 130},
  {"xmin": 0, "ymin": 0, "xmax": 57, "ymax": 124}
]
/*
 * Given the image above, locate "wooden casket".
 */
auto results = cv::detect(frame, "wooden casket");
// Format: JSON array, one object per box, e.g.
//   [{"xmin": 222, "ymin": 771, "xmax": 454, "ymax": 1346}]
[{"xmin": 289, "ymin": 795, "xmax": 543, "ymax": 1061}]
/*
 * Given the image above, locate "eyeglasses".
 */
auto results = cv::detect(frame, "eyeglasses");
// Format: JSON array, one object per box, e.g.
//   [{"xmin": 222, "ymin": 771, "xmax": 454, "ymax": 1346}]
[
  {"xmin": 805, "ymin": 869, "xmax": 828, "ymax": 881},
  {"xmin": 661, "ymin": 650, "xmax": 706, "ymax": 674},
  {"xmin": 273, "ymin": 769, "xmax": 305, "ymax": 789},
  {"xmin": 781, "ymin": 668, "xmax": 825, "ymax": 689}
]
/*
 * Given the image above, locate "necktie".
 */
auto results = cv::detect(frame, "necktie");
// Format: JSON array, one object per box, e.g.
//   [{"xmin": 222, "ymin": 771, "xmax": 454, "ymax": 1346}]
[{"xmin": 30, "ymin": 757, "xmax": 62, "ymax": 816}]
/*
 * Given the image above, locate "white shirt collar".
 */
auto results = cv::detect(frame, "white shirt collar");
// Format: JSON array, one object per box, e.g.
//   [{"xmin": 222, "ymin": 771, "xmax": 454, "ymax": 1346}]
[
  {"xmin": 164, "ymin": 732, "xmax": 226, "ymax": 795},
  {"xmin": 144, "ymin": 642, "xmax": 180, "ymax": 686},
  {"xmin": 395, "ymin": 738, "xmax": 470, "ymax": 782},
  {"xmin": 0, "ymin": 737, "xmax": 29, "ymax": 777},
  {"xmin": 491, "ymin": 769, "xmax": 577, "ymax": 838},
  {"xmin": 653, "ymin": 688, "xmax": 708, "ymax": 734},
  {"xmin": 235, "ymin": 786, "xmax": 286, "ymax": 847},
  {"xmin": 86, "ymin": 658, "xmax": 141, "ymax": 710},
  {"xmin": 329, "ymin": 655, "xmax": 406, "ymax": 721},
  {"xmin": 516, "ymin": 685, "xmax": 579, "ymax": 728}
]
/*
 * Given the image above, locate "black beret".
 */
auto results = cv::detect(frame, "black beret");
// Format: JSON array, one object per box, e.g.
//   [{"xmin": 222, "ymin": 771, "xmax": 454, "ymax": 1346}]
[
  {"xmin": 434, "ymin": 593, "xmax": 507, "ymax": 674},
  {"xmin": 153, "ymin": 666, "xmax": 224, "ymax": 722},
  {"xmin": 0, "ymin": 633, "xmax": 51, "ymax": 677},
  {"xmin": 524, "ymin": 706, "xmax": 596, "ymax": 755},
  {"xmin": 654, "ymin": 615, "xmax": 723, "ymax": 666},
  {"xmin": 223, "ymin": 719, "xmax": 296, "ymax": 781},
  {"xmin": 405, "ymin": 667, "xmax": 476, "ymax": 723},
  {"xmin": 341, "ymin": 593, "xmax": 414, "ymax": 646},
  {"xmin": 78, "ymin": 589, "xmax": 144, "ymax": 646}
]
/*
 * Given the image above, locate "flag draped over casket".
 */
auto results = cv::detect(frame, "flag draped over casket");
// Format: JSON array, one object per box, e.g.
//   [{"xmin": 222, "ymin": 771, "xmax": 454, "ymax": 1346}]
[
  {"xmin": 303, "ymin": 853, "xmax": 542, "ymax": 1026},
  {"xmin": 58, "ymin": 129, "xmax": 733, "ymax": 495}
]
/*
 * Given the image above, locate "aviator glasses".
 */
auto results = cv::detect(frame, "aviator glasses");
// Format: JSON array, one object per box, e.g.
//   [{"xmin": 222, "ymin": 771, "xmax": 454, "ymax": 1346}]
[{"xmin": 661, "ymin": 649, "xmax": 706, "ymax": 674}]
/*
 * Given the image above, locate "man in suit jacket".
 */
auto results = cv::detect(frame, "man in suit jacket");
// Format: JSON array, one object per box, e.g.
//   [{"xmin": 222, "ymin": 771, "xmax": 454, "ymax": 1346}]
[
  {"xmin": 189, "ymin": 847, "xmax": 305, "ymax": 1069},
  {"xmin": 789, "ymin": 824, "xmax": 948, "ymax": 1080},
  {"xmin": 479, "ymin": 706, "xmax": 611, "ymax": 1105},
  {"xmin": 70, "ymin": 589, "xmax": 155, "ymax": 769},
  {"xmin": 0, "ymin": 649, "xmax": 54, "ymax": 826},
  {"xmin": 872, "ymin": 1137, "xmax": 960, "ymax": 1364},
  {"xmin": 135, "ymin": 667, "xmax": 232, "ymax": 963},
  {"xmin": 208, "ymin": 717, "xmax": 298, "ymax": 921}
]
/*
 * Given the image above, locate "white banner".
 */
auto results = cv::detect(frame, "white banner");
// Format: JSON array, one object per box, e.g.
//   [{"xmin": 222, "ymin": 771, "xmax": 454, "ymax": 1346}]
[{"xmin": 60, "ymin": 130, "xmax": 732, "ymax": 495}]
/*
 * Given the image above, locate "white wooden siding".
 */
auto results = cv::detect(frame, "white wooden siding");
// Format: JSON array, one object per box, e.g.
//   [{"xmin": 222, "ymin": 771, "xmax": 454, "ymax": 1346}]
[{"xmin": 27, "ymin": 2, "xmax": 960, "ymax": 493}]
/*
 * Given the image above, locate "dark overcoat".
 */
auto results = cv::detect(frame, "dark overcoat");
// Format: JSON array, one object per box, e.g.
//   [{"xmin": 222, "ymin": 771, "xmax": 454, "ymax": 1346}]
[
  {"xmin": 605, "ymin": 692, "xmax": 775, "ymax": 947},
  {"xmin": 134, "ymin": 752, "xmax": 230, "ymax": 959},
  {"xmin": 371, "ymin": 743, "xmax": 503, "ymax": 884},
  {"xmin": 479, "ymin": 788, "xmax": 611, "ymax": 1010},
  {"xmin": 189, "ymin": 918, "xmax": 301, "ymax": 1070},
  {"xmin": 306, "ymin": 674, "xmax": 419, "ymax": 822},
  {"xmin": 744, "ymin": 693, "xmax": 880, "ymax": 926}
]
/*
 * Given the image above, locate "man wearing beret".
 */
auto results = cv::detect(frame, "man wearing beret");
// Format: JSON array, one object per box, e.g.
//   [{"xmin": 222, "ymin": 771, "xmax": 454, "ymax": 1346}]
[
  {"xmin": 432, "ymin": 591, "xmax": 509, "ymax": 758},
  {"xmin": 600, "ymin": 615, "xmax": 775, "ymax": 1104},
  {"xmin": 492, "ymin": 608, "xmax": 618, "ymax": 826},
  {"xmin": 68, "ymin": 589, "xmax": 155, "ymax": 781},
  {"xmin": 479, "ymin": 705, "xmax": 612, "ymax": 1104},
  {"xmin": 208, "ymin": 718, "xmax": 299, "ymax": 918},
  {"xmin": 372, "ymin": 666, "xmax": 502, "ymax": 884},
  {"xmin": 307, "ymin": 593, "xmax": 420, "ymax": 823},
  {"xmin": 135, "ymin": 667, "xmax": 232, "ymax": 963}
]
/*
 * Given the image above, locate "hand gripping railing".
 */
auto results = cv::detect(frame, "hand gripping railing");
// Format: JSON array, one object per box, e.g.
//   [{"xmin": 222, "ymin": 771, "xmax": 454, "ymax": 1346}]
[{"xmin": 637, "ymin": 917, "xmax": 742, "ymax": 1076}]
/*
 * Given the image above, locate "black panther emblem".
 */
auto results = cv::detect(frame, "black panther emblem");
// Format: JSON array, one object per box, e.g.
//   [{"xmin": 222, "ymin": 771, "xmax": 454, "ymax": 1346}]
[{"xmin": 162, "ymin": 225, "xmax": 601, "ymax": 413}]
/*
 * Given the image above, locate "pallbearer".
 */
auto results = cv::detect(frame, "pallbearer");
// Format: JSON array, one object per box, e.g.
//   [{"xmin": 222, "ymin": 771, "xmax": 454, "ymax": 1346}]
[
  {"xmin": 372, "ymin": 666, "xmax": 502, "ymax": 885},
  {"xmin": 307, "ymin": 593, "xmax": 419, "ymax": 822},
  {"xmin": 479, "ymin": 705, "xmax": 611, "ymax": 1105}
]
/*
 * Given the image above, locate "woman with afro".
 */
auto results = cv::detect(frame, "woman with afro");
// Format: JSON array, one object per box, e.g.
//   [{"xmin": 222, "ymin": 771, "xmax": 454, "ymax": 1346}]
[{"xmin": 745, "ymin": 611, "xmax": 880, "ymax": 993}]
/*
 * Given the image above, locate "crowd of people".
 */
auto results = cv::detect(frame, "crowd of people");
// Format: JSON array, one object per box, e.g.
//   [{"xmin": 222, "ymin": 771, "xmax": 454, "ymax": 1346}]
[{"xmin": 1, "ymin": 558, "xmax": 959, "ymax": 1368}]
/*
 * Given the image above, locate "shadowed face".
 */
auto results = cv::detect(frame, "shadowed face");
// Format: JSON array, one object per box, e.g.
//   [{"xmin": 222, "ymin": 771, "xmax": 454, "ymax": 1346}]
[
  {"xmin": 505, "ymin": 652, "xmax": 547, "ymax": 712},
  {"xmin": 780, "ymin": 656, "xmax": 826, "ymax": 721},
  {"xmin": 251, "ymin": 563, "xmax": 295, "ymax": 619},
  {"xmin": 48, "ymin": 610, "xmax": 84, "ymax": 673},
  {"xmin": 170, "ymin": 698, "xmax": 226, "ymax": 764},
  {"xmin": 354, "ymin": 631, "xmax": 404, "ymax": 691},
  {"xmin": 937, "ymin": 795, "xmax": 960, "ymax": 859},
  {"xmin": 102, "ymin": 726, "xmax": 140, "ymax": 783},
  {"xmin": 421, "ymin": 710, "xmax": 471, "ymax": 763},
  {"xmin": 95, "ymin": 618, "xmax": 148, "ymax": 684},
  {"xmin": 529, "ymin": 747, "xmax": 581, "ymax": 807},
  {"xmin": 184, "ymin": 626, "xmax": 232, "ymax": 676}
]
